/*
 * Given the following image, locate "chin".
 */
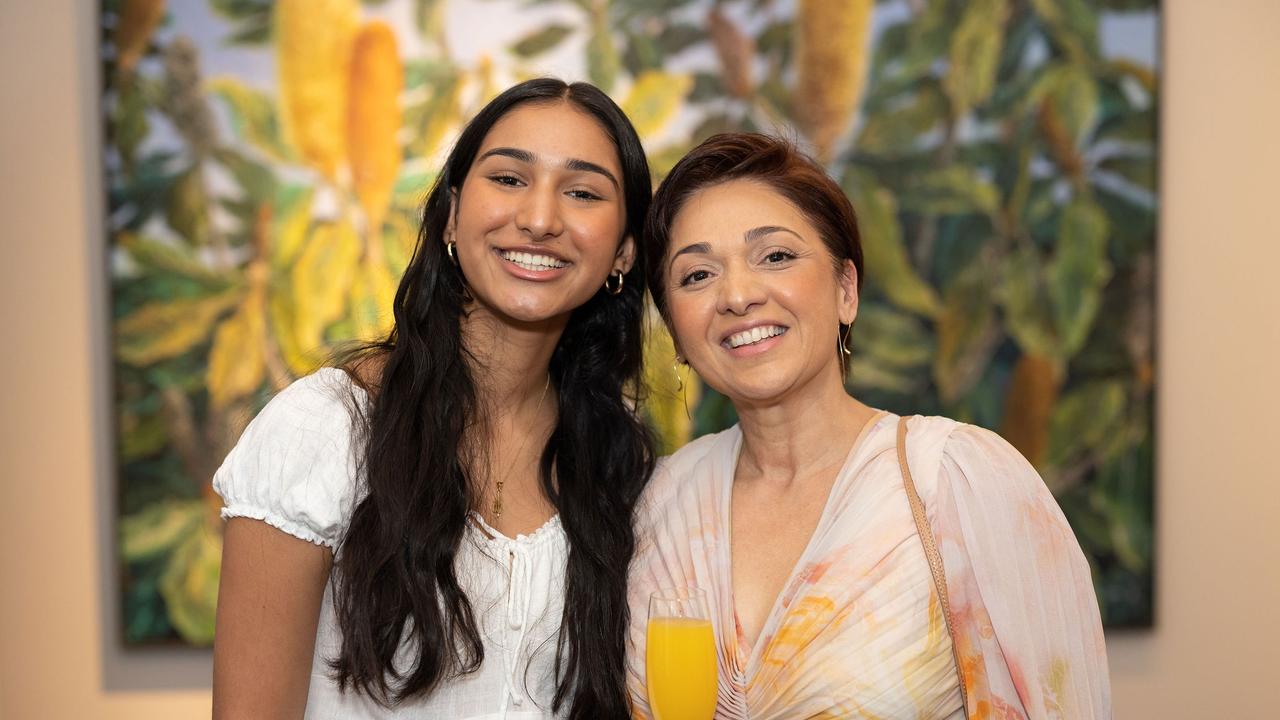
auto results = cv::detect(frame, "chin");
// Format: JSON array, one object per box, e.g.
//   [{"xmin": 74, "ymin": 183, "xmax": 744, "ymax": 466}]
[{"xmin": 709, "ymin": 370, "xmax": 798, "ymax": 406}]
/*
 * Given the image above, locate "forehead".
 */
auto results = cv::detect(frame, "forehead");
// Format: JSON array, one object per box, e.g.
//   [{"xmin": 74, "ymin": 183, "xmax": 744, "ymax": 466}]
[
  {"xmin": 478, "ymin": 101, "xmax": 621, "ymax": 174},
  {"xmin": 670, "ymin": 179, "xmax": 815, "ymax": 243}
]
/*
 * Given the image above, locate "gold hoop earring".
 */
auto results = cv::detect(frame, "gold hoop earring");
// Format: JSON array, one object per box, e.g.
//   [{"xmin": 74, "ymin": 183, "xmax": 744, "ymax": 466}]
[
  {"xmin": 446, "ymin": 241, "xmax": 458, "ymax": 266},
  {"xmin": 605, "ymin": 270, "xmax": 624, "ymax": 295},
  {"xmin": 674, "ymin": 355, "xmax": 692, "ymax": 420}
]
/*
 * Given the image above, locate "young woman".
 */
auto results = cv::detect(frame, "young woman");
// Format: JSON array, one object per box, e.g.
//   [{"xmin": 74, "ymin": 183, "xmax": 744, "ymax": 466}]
[
  {"xmin": 628, "ymin": 133, "xmax": 1110, "ymax": 719},
  {"xmin": 212, "ymin": 79, "xmax": 655, "ymax": 719}
]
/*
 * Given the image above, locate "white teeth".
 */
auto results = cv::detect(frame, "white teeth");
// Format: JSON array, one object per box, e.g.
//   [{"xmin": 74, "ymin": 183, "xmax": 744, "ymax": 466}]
[
  {"xmin": 727, "ymin": 325, "xmax": 786, "ymax": 349},
  {"xmin": 501, "ymin": 250, "xmax": 567, "ymax": 270}
]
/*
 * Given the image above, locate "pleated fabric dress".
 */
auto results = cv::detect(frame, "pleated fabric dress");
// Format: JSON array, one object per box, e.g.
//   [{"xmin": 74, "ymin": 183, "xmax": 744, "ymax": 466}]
[{"xmin": 626, "ymin": 413, "xmax": 1111, "ymax": 719}]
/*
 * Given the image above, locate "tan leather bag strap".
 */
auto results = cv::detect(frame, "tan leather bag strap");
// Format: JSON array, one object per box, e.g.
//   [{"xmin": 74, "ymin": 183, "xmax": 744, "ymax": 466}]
[{"xmin": 897, "ymin": 417, "xmax": 970, "ymax": 717}]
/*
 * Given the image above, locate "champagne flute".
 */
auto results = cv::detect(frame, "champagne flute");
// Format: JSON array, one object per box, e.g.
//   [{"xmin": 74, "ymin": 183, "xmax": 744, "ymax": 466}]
[{"xmin": 646, "ymin": 587, "xmax": 717, "ymax": 720}]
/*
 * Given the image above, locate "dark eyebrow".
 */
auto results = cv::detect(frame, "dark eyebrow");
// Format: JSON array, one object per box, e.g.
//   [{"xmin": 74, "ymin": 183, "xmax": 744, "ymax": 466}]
[
  {"xmin": 478, "ymin": 147, "xmax": 534, "ymax": 164},
  {"xmin": 671, "ymin": 242, "xmax": 711, "ymax": 260},
  {"xmin": 477, "ymin": 147, "xmax": 620, "ymax": 191},
  {"xmin": 566, "ymin": 158, "xmax": 621, "ymax": 192},
  {"xmin": 667, "ymin": 226, "xmax": 804, "ymax": 274},
  {"xmin": 745, "ymin": 225, "xmax": 803, "ymax": 243}
]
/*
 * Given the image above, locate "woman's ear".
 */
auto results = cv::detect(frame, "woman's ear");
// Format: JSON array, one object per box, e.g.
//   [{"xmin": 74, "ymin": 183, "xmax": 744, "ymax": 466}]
[
  {"xmin": 837, "ymin": 258, "xmax": 859, "ymax": 326},
  {"xmin": 444, "ymin": 189, "xmax": 458, "ymax": 246},
  {"xmin": 615, "ymin": 234, "xmax": 637, "ymax": 274}
]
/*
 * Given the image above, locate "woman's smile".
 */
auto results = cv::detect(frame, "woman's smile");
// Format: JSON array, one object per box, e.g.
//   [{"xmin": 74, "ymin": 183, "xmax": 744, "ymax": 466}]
[
  {"xmin": 721, "ymin": 323, "xmax": 789, "ymax": 355},
  {"xmin": 495, "ymin": 246, "xmax": 572, "ymax": 279}
]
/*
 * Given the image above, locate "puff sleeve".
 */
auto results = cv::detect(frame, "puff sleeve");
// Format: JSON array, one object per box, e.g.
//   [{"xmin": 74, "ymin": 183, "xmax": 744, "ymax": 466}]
[
  {"xmin": 212, "ymin": 368, "xmax": 364, "ymax": 549},
  {"xmin": 929, "ymin": 422, "xmax": 1112, "ymax": 719}
]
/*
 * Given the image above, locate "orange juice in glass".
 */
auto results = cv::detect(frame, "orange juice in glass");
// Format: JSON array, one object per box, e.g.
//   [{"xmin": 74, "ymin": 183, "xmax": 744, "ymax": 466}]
[{"xmin": 647, "ymin": 588, "xmax": 717, "ymax": 720}]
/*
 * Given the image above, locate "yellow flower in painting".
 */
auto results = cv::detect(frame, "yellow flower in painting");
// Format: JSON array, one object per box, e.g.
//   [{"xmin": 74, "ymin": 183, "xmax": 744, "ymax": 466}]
[
  {"xmin": 794, "ymin": 0, "xmax": 874, "ymax": 163},
  {"xmin": 275, "ymin": 0, "xmax": 358, "ymax": 180},
  {"xmin": 348, "ymin": 21, "xmax": 403, "ymax": 236}
]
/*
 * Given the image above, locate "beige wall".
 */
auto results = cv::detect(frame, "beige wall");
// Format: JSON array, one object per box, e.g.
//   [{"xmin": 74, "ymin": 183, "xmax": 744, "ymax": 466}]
[{"xmin": 1, "ymin": 0, "xmax": 1276, "ymax": 717}]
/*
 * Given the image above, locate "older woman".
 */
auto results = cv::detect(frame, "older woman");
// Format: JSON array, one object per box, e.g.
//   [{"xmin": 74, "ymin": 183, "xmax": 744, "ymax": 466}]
[{"xmin": 627, "ymin": 133, "xmax": 1110, "ymax": 719}]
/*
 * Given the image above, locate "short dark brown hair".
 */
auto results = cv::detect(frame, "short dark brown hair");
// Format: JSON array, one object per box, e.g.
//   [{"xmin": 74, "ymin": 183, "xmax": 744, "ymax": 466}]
[{"xmin": 643, "ymin": 133, "xmax": 865, "ymax": 324}]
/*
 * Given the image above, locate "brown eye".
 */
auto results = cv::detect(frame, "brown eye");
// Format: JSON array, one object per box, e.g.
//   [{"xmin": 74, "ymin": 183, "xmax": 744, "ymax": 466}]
[{"xmin": 680, "ymin": 270, "xmax": 711, "ymax": 287}]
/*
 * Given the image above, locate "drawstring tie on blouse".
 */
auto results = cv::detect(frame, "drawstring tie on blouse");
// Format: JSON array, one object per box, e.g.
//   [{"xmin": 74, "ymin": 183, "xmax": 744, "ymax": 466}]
[{"xmin": 499, "ymin": 542, "xmax": 535, "ymax": 715}]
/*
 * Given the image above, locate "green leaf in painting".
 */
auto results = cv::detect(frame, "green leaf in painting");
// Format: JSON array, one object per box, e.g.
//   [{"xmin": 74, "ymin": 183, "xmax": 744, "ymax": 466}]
[
  {"xmin": 289, "ymin": 222, "xmax": 361, "ymax": 358},
  {"xmin": 845, "ymin": 171, "xmax": 942, "ymax": 318},
  {"xmin": 112, "ymin": 81, "xmax": 150, "ymax": 174},
  {"xmin": 120, "ymin": 500, "xmax": 205, "ymax": 564},
  {"xmin": 209, "ymin": 0, "xmax": 271, "ymax": 19},
  {"xmin": 848, "ymin": 357, "xmax": 919, "ymax": 394},
  {"xmin": 214, "ymin": 147, "xmax": 277, "ymax": 202},
  {"xmin": 118, "ymin": 231, "xmax": 237, "ymax": 287},
  {"xmin": 998, "ymin": 245, "xmax": 1059, "ymax": 358},
  {"xmin": 226, "ymin": 21, "xmax": 272, "ymax": 46},
  {"xmin": 119, "ymin": 410, "xmax": 169, "ymax": 461},
  {"xmin": 160, "ymin": 525, "xmax": 222, "ymax": 645},
  {"xmin": 857, "ymin": 84, "xmax": 946, "ymax": 156},
  {"xmin": 1031, "ymin": 63, "xmax": 1100, "ymax": 149},
  {"xmin": 620, "ymin": 71, "xmax": 693, "ymax": 139},
  {"xmin": 165, "ymin": 166, "xmax": 210, "ymax": 245},
  {"xmin": 269, "ymin": 185, "xmax": 314, "ymax": 269},
  {"xmin": 208, "ymin": 76, "xmax": 294, "ymax": 162},
  {"xmin": 658, "ymin": 23, "xmax": 705, "ymax": 56},
  {"xmin": 943, "ymin": 0, "xmax": 1009, "ymax": 116},
  {"xmin": 209, "ymin": 0, "xmax": 272, "ymax": 47},
  {"xmin": 1094, "ymin": 435, "xmax": 1154, "ymax": 573},
  {"xmin": 115, "ymin": 289, "xmax": 243, "ymax": 366},
  {"xmin": 899, "ymin": 166, "xmax": 1001, "ymax": 218},
  {"xmin": 405, "ymin": 68, "xmax": 462, "ymax": 161},
  {"xmin": 933, "ymin": 255, "xmax": 1000, "ymax": 403},
  {"xmin": 1046, "ymin": 380, "xmax": 1127, "ymax": 469},
  {"xmin": 855, "ymin": 306, "xmax": 935, "ymax": 367},
  {"xmin": 898, "ymin": 0, "xmax": 954, "ymax": 80},
  {"xmin": 510, "ymin": 24, "xmax": 574, "ymax": 58},
  {"xmin": 1096, "ymin": 154, "xmax": 1156, "ymax": 192},
  {"xmin": 1048, "ymin": 197, "xmax": 1112, "ymax": 357},
  {"xmin": 1027, "ymin": 0, "xmax": 1099, "ymax": 64},
  {"xmin": 623, "ymin": 32, "xmax": 663, "ymax": 76},
  {"xmin": 586, "ymin": 7, "xmax": 620, "ymax": 93}
]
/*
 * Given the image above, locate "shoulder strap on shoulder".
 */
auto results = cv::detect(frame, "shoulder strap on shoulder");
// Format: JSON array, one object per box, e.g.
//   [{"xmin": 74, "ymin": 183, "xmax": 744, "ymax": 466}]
[{"xmin": 897, "ymin": 416, "xmax": 970, "ymax": 717}]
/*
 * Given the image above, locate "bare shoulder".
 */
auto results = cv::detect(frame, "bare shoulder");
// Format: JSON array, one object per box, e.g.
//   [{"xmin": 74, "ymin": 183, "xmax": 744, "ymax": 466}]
[{"xmin": 343, "ymin": 350, "xmax": 390, "ymax": 398}]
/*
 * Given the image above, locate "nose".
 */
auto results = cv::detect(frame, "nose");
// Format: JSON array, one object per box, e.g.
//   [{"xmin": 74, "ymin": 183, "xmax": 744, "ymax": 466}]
[
  {"xmin": 715, "ymin": 260, "xmax": 765, "ymax": 316},
  {"xmin": 515, "ymin": 181, "xmax": 564, "ymax": 240}
]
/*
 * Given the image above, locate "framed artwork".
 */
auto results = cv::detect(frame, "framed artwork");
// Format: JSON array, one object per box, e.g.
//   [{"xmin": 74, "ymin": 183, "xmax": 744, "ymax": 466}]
[{"xmin": 103, "ymin": 0, "xmax": 1157, "ymax": 645}]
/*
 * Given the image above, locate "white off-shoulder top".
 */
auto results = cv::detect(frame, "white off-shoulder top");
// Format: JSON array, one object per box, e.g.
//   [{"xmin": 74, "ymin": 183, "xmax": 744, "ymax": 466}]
[
  {"xmin": 626, "ymin": 414, "xmax": 1111, "ymax": 719},
  {"xmin": 213, "ymin": 368, "xmax": 570, "ymax": 720}
]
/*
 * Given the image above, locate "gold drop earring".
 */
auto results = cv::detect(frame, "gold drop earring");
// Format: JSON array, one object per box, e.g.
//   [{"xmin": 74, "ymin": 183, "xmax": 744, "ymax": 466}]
[{"xmin": 674, "ymin": 355, "xmax": 692, "ymax": 420}]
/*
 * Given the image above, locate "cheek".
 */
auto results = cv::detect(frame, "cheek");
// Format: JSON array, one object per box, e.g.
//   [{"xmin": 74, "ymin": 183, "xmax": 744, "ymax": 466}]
[
  {"xmin": 665, "ymin": 295, "xmax": 711, "ymax": 354},
  {"xmin": 455, "ymin": 186, "xmax": 510, "ymax": 236},
  {"xmin": 567, "ymin": 212, "xmax": 625, "ymax": 256}
]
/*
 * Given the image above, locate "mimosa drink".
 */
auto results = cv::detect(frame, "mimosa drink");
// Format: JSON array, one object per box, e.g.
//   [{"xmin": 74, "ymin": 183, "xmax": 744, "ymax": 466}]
[{"xmin": 646, "ymin": 616, "xmax": 717, "ymax": 720}]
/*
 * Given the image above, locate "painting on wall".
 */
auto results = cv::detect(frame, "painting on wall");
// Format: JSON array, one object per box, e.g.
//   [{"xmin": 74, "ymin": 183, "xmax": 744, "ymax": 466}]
[{"xmin": 103, "ymin": 0, "xmax": 1157, "ymax": 645}]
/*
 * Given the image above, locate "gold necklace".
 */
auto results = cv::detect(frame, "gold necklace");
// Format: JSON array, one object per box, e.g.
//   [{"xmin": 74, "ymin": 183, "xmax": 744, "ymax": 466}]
[{"xmin": 491, "ymin": 375, "xmax": 551, "ymax": 521}]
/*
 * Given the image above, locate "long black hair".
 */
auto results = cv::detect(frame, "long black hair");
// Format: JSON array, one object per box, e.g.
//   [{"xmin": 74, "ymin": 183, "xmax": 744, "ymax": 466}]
[{"xmin": 330, "ymin": 78, "xmax": 655, "ymax": 718}]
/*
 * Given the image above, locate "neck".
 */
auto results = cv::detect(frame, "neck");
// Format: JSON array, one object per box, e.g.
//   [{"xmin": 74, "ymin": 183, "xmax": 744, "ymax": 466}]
[
  {"xmin": 461, "ymin": 304, "xmax": 564, "ymax": 417},
  {"xmin": 733, "ymin": 359, "xmax": 877, "ymax": 486}
]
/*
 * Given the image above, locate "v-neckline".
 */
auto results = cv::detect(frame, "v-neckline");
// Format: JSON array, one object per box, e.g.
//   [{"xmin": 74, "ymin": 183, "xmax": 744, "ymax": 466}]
[{"xmin": 719, "ymin": 410, "xmax": 889, "ymax": 681}]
